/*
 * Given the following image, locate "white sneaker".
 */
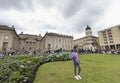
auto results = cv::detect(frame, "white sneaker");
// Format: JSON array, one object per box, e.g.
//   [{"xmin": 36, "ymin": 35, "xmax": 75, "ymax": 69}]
[
  {"xmin": 77, "ymin": 75, "xmax": 82, "ymax": 79},
  {"xmin": 75, "ymin": 76, "xmax": 79, "ymax": 80}
]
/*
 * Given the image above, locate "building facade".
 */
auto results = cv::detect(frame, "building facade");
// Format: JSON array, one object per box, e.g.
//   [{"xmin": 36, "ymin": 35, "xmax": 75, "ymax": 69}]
[
  {"xmin": 0, "ymin": 25, "xmax": 73, "ymax": 54},
  {"xmin": 74, "ymin": 25, "xmax": 99, "ymax": 51},
  {"xmin": 19, "ymin": 32, "xmax": 42, "ymax": 52},
  {"xmin": 1, "ymin": 24, "xmax": 120, "ymax": 54},
  {"xmin": 98, "ymin": 25, "xmax": 120, "ymax": 51},
  {"xmin": 40, "ymin": 32, "xmax": 73, "ymax": 51},
  {"xmin": 0, "ymin": 25, "xmax": 20, "ymax": 53}
]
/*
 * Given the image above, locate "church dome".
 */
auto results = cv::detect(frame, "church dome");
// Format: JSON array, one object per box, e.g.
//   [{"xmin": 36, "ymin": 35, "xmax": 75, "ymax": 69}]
[{"xmin": 86, "ymin": 25, "xmax": 91, "ymax": 30}]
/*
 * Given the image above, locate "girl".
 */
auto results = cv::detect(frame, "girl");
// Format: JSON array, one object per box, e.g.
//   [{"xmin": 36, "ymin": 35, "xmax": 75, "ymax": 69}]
[{"xmin": 70, "ymin": 46, "xmax": 82, "ymax": 80}]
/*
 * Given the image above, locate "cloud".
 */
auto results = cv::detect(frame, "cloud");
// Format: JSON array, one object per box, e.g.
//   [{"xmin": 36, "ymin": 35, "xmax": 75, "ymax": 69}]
[
  {"xmin": 0, "ymin": 0, "xmax": 33, "ymax": 11},
  {"xmin": 64, "ymin": 0, "xmax": 111, "ymax": 37},
  {"xmin": 61, "ymin": 0, "xmax": 83, "ymax": 18},
  {"xmin": 95, "ymin": 0, "xmax": 120, "ymax": 30},
  {"xmin": 0, "ymin": 0, "xmax": 119, "ymax": 39}
]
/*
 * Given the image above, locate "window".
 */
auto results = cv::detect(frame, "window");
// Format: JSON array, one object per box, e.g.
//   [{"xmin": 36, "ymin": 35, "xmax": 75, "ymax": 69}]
[
  {"xmin": 104, "ymin": 39, "xmax": 107, "ymax": 41},
  {"xmin": 110, "ymin": 41, "xmax": 114, "ymax": 43},
  {"xmin": 33, "ymin": 42, "xmax": 35, "ymax": 45},
  {"xmin": 22, "ymin": 48, "xmax": 24, "ymax": 50},
  {"xmin": 59, "ymin": 39, "xmax": 61, "ymax": 42},
  {"xmin": 102, "ymin": 31, "xmax": 106, "ymax": 36},
  {"xmin": 26, "ymin": 42, "xmax": 28, "ymax": 44},
  {"xmin": 107, "ymin": 30, "xmax": 111, "ymax": 32},
  {"xmin": 108, "ymin": 35, "xmax": 112, "ymax": 38},
  {"xmin": 109, "ymin": 38, "xmax": 113, "ymax": 40},
  {"xmin": 108, "ymin": 32, "xmax": 112, "ymax": 34},
  {"xmin": 103, "ymin": 36, "xmax": 107, "ymax": 38},
  {"xmin": 104, "ymin": 42, "xmax": 108, "ymax": 44}
]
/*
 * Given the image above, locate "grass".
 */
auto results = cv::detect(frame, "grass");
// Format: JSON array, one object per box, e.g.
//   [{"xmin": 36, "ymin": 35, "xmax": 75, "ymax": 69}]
[{"xmin": 33, "ymin": 54, "xmax": 120, "ymax": 83}]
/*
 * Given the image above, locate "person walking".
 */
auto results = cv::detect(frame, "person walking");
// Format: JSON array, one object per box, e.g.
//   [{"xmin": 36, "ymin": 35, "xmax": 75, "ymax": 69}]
[{"xmin": 70, "ymin": 46, "xmax": 82, "ymax": 80}]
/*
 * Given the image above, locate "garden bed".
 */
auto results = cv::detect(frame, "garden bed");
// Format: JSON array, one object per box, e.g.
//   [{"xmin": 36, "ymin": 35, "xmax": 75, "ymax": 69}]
[{"xmin": 0, "ymin": 53, "xmax": 70, "ymax": 83}]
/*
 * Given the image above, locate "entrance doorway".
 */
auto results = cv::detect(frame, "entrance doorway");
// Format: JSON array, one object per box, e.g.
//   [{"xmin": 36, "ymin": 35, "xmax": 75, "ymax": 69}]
[
  {"xmin": 2, "ymin": 42, "xmax": 8, "ymax": 51},
  {"xmin": 105, "ymin": 45, "xmax": 109, "ymax": 51},
  {"xmin": 48, "ymin": 44, "xmax": 51, "ymax": 50}
]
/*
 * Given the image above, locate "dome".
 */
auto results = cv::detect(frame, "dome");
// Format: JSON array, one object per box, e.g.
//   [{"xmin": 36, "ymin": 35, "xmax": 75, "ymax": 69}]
[{"xmin": 86, "ymin": 25, "xmax": 91, "ymax": 30}]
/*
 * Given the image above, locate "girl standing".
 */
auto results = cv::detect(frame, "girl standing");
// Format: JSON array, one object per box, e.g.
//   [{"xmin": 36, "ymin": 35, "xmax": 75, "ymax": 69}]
[{"xmin": 70, "ymin": 46, "xmax": 82, "ymax": 80}]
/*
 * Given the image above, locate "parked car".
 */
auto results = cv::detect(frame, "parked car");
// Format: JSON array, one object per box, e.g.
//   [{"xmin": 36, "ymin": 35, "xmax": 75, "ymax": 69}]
[{"xmin": 0, "ymin": 53, "xmax": 4, "ymax": 59}]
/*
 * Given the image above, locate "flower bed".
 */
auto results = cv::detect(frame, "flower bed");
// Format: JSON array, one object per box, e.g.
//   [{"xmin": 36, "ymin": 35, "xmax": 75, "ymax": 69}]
[{"xmin": 0, "ymin": 52, "xmax": 70, "ymax": 83}]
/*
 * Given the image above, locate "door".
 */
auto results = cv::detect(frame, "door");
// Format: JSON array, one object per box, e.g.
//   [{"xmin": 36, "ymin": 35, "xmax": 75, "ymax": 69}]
[{"xmin": 2, "ymin": 42, "xmax": 8, "ymax": 51}]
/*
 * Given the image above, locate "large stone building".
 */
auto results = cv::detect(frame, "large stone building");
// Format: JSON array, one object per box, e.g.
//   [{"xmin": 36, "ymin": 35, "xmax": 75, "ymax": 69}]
[
  {"xmin": 74, "ymin": 25, "xmax": 99, "ymax": 51},
  {"xmin": 0, "ymin": 25, "xmax": 73, "ymax": 53},
  {"xmin": 40, "ymin": 32, "xmax": 73, "ymax": 51},
  {"xmin": 19, "ymin": 32, "xmax": 42, "ymax": 52},
  {"xmin": 0, "ymin": 25, "xmax": 20, "ymax": 53},
  {"xmin": 98, "ymin": 25, "xmax": 120, "ymax": 51},
  {"xmin": 1, "ymin": 24, "xmax": 119, "ymax": 54}
]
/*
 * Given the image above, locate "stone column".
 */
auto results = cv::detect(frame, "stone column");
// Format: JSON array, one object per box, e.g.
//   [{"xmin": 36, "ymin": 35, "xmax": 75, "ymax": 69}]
[{"xmin": 0, "ymin": 33, "xmax": 3, "ymax": 51}]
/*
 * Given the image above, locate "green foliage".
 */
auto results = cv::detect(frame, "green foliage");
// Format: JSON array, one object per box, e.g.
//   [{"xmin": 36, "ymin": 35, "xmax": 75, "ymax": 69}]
[
  {"xmin": 0, "ymin": 53, "xmax": 70, "ymax": 83},
  {"xmin": 9, "ymin": 71, "xmax": 22, "ymax": 82}
]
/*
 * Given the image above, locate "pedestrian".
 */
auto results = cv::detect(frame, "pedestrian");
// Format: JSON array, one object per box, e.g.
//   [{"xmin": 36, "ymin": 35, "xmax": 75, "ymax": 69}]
[{"xmin": 70, "ymin": 46, "xmax": 82, "ymax": 80}]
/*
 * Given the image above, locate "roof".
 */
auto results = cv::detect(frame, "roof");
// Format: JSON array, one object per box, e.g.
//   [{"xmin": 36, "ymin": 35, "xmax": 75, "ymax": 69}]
[
  {"xmin": 0, "ymin": 25, "xmax": 14, "ymax": 31},
  {"xmin": 45, "ymin": 32, "xmax": 73, "ymax": 38},
  {"xmin": 86, "ymin": 25, "xmax": 91, "ymax": 30},
  {"xmin": 19, "ymin": 34, "xmax": 42, "ymax": 40},
  {"xmin": 98, "ymin": 24, "xmax": 120, "ymax": 32},
  {"xmin": 19, "ymin": 33, "xmax": 42, "ymax": 37},
  {"xmin": 74, "ymin": 36, "xmax": 98, "ymax": 41},
  {"xmin": 0, "ymin": 25, "xmax": 20, "ymax": 39},
  {"xmin": 40, "ymin": 32, "xmax": 73, "ymax": 41}
]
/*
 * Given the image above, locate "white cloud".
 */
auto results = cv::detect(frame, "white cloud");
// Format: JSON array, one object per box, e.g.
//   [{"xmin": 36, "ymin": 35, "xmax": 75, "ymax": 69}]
[
  {"xmin": 0, "ymin": 0, "xmax": 120, "ymax": 39},
  {"xmin": 95, "ymin": 0, "xmax": 120, "ymax": 30}
]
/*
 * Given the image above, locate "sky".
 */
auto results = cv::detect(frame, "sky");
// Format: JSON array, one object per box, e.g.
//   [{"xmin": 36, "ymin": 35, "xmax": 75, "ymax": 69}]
[{"xmin": 0, "ymin": 0, "xmax": 120, "ymax": 39}]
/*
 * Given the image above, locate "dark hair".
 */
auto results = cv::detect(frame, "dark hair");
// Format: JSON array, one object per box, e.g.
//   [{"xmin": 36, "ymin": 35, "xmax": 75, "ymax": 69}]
[
  {"xmin": 73, "ymin": 46, "xmax": 77, "ymax": 49},
  {"xmin": 73, "ymin": 46, "xmax": 77, "ymax": 52}
]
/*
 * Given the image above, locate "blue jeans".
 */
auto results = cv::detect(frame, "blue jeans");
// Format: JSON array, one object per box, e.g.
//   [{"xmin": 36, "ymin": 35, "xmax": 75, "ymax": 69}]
[{"xmin": 73, "ymin": 60, "xmax": 81, "ymax": 76}]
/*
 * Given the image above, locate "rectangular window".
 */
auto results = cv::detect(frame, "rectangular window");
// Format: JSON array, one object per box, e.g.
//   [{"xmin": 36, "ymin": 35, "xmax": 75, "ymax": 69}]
[
  {"xmin": 108, "ymin": 35, "xmax": 112, "ymax": 38},
  {"xmin": 109, "ymin": 38, "xmax": 113, "ymax": 40},
  {"xmin": 33, "ymin": 42, "xmax": 35, "ymax": 45},
  {"xmin": 26, "ymin": 42, "xmax": 28, "ymax": 44},
  {"xmin": 104, "ymin": 39, "xmax": 107, "ymax": 41},
  {"xmin": 104, "ymin": 42, "xmax": 108, "ymax": 44},
  {"xmin": 110, "ymin": 41, "xmax": 114, "ymax": 43}
]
